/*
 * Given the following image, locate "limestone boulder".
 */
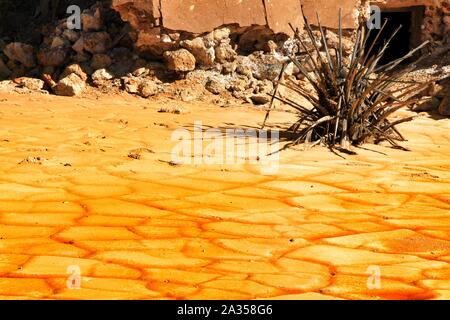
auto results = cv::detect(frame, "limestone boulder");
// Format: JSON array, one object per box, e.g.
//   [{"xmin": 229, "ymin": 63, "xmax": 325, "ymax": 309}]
[
  {"xmin": 163, "ymin": 49, "xmax": 196, "ymax": 72},
  {"xmin": 54, "ymin": 73, "xmax": 85, "ymax": 96},
  {"xmin": 3, "ymin": 42, "xmax": 36, "ymax": 68}
]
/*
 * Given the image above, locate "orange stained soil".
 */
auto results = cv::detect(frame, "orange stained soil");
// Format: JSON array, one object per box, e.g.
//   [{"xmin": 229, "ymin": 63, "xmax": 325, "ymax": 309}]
[{"xmin": 0, "ymin": 92, "xmax": 449, "ymax": 300}]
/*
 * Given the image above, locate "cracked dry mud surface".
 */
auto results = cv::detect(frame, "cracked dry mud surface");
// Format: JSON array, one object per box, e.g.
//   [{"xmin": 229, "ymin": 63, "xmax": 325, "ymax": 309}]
[{"xmin": 0, "ymin": 92, "xmax": 449, "ymax": 300}]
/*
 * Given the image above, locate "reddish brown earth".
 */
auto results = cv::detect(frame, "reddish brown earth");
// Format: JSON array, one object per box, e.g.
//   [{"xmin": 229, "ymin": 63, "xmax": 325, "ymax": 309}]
[{"xmin": 0, "ymin": 92, "xmax": 449, "ymax": 300}]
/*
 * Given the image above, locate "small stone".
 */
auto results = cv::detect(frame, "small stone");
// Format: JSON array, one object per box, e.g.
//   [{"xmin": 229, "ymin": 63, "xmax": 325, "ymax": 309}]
[
  {"xmin": 284, "ymin": 62, "xmax": 300, "ymax": 76},
  {"xmin": 3, "ymin": 42, "xmax": 36, "ymax": 68},
  {"xmin": 60, "ymin": 64, "xmax": 88, "ymax": 82},
  {"xmin": 205, "ymin": 77, "xmax": 226, "ymax": 95},
  {"xmin": 50, "ymin": 36, "xmax": 69, "ymax": 49},
  {"xmin": 263, "ymin": 40, "xmax": 278, "ymax": 54},
  {"xmin": 123, "ymin": 76, "xmax": 140, "ymax": 94},
  {"xmin": 21, "ymin": 78, "xmax": 45, "ymax": 91},
  {"xmin": 222, "ymin": 62, "xmax": 237, "ymax": 75},
  {"xmin": 135, "ymin": 29, "xmax": 176, "ymax": 57},
  {"xmin": 236, "ymin": 64, "xmax": 253, "ymax": 78},
  {"xmin": 92, "ymin": 68, "xmax": 114, "ymax": 84},
  {"xmin": 181, "ymin": 37, "xmax": 215, "ymax": 67},
  {"xmin": 132, "ymin": 67, "xmax": 150, "ymax": 77},
  {"xmin": 138, "ymin": 81, "xmax": 159, "ymax": 98},
  {"xmin": 251, "ymin": 94, "xmax": 270, "ymax": 105},
  {"xmin": 42, "ymin": 73, "xmax": 57, "ymax": 88},
  {"xmin": 248, "ymin": 52, "xmax": 283, "ymax": 81},
  {"xmin": 81, "ymin": 7, "xmax": 102, "ymax": 32},
  {"xmin": 213, "ymin": 28, "xmax": 231, "ymax": 42},
  {"xmin": 72, "ymin": 37, "xmax": 85, "ymax": 53},
  {"xmin": 230, "ymin": 78, "xmax": 249, "ymax": 92},
  {"xmin": 54, "ymin": 73, "xmax": 85, "ymax": 96},
  {"xmin": 215, "ymin": 41, "xmax": 237, "ymax": 63},
  {"xmin": 163, "ymin": 49, "xmax": 196, "ymax": 72},
  {"xmin": 62, "ymin": 29, "xmax": 80, "ymax": 43},
  {"xmin": 255, "ymin": 79, "xmax": 274, "ymax": 95}
]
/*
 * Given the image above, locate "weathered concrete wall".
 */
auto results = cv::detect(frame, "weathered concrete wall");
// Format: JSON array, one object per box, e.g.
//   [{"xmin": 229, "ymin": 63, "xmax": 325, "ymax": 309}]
[
  {"xmin": 112, "ymin": 0, "xmax": 304, "ymax": 35},
  {"xmin": 372, "ymin": 0, "xmax": 440, "ymax": 8},
  {"xmin": 301, "ymin": 0, "xmax": 361, "ymax": 28},
  {"xmin": 160, "ymin": 0, "xmax": 266, "ymax": 33}
]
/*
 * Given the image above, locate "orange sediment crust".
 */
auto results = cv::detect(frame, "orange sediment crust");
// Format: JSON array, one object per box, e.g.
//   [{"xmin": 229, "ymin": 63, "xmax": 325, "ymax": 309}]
[{"xmin": 0, "ymin": 92, "xmax": 449, "ymax": 300}]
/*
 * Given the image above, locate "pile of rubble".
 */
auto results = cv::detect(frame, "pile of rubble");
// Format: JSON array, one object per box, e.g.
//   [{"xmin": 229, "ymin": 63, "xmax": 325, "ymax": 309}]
[
  {"xmin": 0, "ymin": 1, "xmax": 448, "ymax": 116},
  {"xmin": 0, "ymin": 2, "xmax": 300, "ymax": 105}
]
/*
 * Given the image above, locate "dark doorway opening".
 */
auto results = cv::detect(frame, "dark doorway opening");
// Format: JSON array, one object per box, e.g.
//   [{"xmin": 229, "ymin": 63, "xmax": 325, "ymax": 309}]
[{"xmin": 366, "ymin": 6, "xmax": 424, "ymax": 65}]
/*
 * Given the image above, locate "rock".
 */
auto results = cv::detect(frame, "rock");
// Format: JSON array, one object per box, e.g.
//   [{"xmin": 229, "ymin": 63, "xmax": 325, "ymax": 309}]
[
  {"xmin": 263, "ymin": 40, "xmax": 278, "ymax": 54},
  {"xmin": 135, "ymin": 29, "xmax": 176, "ymax": 58},
  {"xmin": 0, "ymin": 80, "xmax": 15, "ymax": 92},
  {"xmin": 236, "ymin": 58, "xmax": 254, "ymax": 78},
  {"xmin": 255, "ymin": 79, "xmax": 274, "ymax": 94},
  {"xmin": 215, "ymin": 41, "xmax": 237, "ymax": 63},
  {"xmin": 222, "ymin": 62, "xmax": 237, "ymax": 75},
  {"xmin": 72, "ymin": 37, "xmax": 85, "ymax": 53},
  {"xmin": 138, "ymin": 81, "xmax": 159, "ymax": 98},
  {"xmin": 213, "ymin": 28, "xmax": 231, "ymax": 42},
  {"xmin": 159, "ymin": 105, "xmax": 190, "ymax": 114},
  {"xmin": 205, "ymin": 77, "xmax": 227, "ymax": 95},
  {"xmin": 413, "ymin": 96, "xmax": 441, "ymax": 112},
  {"xmin": 123, "ymin": 76, "xmax": 140, "ymax": 94},
  {"xmin": 60, "ymin": 64, "xmax": 88, "ymax": 82},
  {"xmin": 20, "ymin": 78, "xmax": 45, "ymax": 91},
  {"xmin": 62, "ymin": 29, "xmax": 80, "ymax": 43},
  {"xmin": 3, "ymin": 42, "xmax": 36, "ymax": 67},
  {"xmin": 438, "ymin": 97, "xmax": 450, "ymax": 116},
  {"xmin": 92, "ymin": 68, "xmax": 114, "ymax": 83},
  {"xmin": 230, "ymin": 78, "xmax": 249, "ymax": 92},
  {"xmin": 42, "ymin": 73, "xmax": 57, "ymax": 89},
  {"xmin": 251, "ymin": 94, "xmax": 270, "ymax": 105},
  {"xmin": 163, "ymin": 49, "xmax": 196, "ymax": 72},
  {"xmin": 132, "ymin": 67, "xmax": 150, "ymax": 77},
  {"xmin": 0, "ymin": 58, "xmax": 11, "ymax": 80},
  {"xmin": 284, "ymin": 62, "xmax": 300, "ymax": 76},
  {"xmin": 37, "ymin": 47, "xmax": 68, "ymax": 67},
  {"xmin": 54, "ymin": 73, "xmax": 85, "ymax": 96},
  {"xmin": 82, "ymin": 32, "xmax": 111, "ymax": 54},
  {"xmin": 178, "ymin": 86, "xmax": 202, "ymax": 102},
  {"xmin": 248, "ymin": 52, "xmax": 284, "ymax": 81},
  {"xmin": 50, "ymin": 36, "xmax": 69, "ymax": 49},
  {"xmin": 180, "ymin": 37, "xmax": 215, "ymax": 67},
  {"xmin": 185, "ymin": 69, "xmax": 216, "ymax": 85},
  {"xmin": 281, "ymin": 38, "xmax": 301, "ymax": 56},
  {"xmin": 81, "ymin": 7, "xmax": 102, "ymax": 32},
  {"xmin": 91, "ymin": 54, "xmax": 112, "ymax": 70}
]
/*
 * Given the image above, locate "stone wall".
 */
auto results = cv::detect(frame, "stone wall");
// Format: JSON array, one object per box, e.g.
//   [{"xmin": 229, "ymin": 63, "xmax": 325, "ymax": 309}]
[{"xmin": 112, "ymin": 0, "xmax": 304, "ymax": 35}]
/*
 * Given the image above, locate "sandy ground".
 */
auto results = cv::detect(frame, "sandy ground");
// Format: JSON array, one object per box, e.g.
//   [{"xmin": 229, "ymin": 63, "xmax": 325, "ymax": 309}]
[{"xmin": 0, "ymin": 91, "xmax": 449, "ymax": 300}]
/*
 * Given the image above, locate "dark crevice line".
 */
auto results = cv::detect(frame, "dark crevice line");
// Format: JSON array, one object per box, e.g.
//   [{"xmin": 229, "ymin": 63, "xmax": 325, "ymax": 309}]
[{"xmin": 261, "ymin": 0, "xmax": 269, "ymax": 27}]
